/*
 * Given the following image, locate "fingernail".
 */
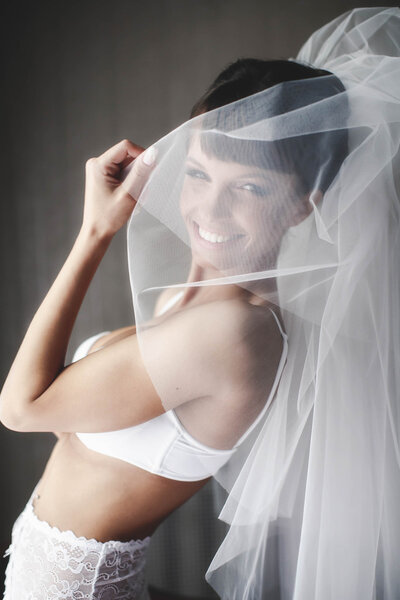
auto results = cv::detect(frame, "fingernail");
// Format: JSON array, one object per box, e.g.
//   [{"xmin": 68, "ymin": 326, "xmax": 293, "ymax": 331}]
[{"xmin": 142, "ymin": 145, "xmax": 157, "ymax": 166}]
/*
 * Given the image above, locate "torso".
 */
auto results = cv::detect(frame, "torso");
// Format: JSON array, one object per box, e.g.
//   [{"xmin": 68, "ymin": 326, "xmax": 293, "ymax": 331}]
[
  {"xmin": 33, "ymin": 431, "xmax": 209, "ymax": 541},
  {"xmin": 32, "ymin": 286, "xmax": 284, "ymax": 542}
]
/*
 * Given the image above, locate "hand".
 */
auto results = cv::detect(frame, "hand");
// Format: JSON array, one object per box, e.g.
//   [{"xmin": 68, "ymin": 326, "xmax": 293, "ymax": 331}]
[{"xmin": 82, "ymin": 139, "xmax": 157, "ymax": 239}]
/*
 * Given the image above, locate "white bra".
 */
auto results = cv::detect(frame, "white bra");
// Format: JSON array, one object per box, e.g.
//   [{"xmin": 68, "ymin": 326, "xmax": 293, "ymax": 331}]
[{"xmin": 74, "ymin": 293, "xmax": 288, "ymax": 481}]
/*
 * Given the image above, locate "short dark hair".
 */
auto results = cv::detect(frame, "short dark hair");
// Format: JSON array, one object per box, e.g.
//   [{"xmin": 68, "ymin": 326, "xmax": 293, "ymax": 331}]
[{"xmin": 190, "ymin": 58, "xmax": 349, "ymax": 194}]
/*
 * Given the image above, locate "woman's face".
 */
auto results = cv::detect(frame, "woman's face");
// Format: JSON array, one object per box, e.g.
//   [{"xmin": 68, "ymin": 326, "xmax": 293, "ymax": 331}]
[{"xmin": 180, "ymin": 132, "xmax": 308, "ymax": 275}]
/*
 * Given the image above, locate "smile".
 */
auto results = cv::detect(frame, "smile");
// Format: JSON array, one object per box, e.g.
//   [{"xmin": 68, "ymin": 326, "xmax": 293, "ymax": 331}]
[
  {"xmin": 198, "ymin": 226, "xmax": 237, "ymax": 243},
  {"xmin": 191, "ymin": 221, "xmax": 246, "ymax": 250},
  {"xmin": 193, "ymin": 221, "xmax": 243, "ymax": 245}
]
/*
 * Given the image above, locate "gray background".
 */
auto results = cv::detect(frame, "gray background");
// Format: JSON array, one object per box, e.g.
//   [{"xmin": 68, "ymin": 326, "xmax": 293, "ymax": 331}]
[{"xmin": 0, "ymin": 1, "xmax": 390, "ymax": 598}]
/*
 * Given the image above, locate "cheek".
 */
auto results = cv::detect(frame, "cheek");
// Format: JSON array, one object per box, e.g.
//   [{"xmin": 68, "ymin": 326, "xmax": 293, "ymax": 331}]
[
  {"xmin": 233, "ymin": 203, "xmax": 273, "ymax": 233},
  {"xmin": 234, "ymin": 203, "xmax": 288, "ymax": 252},
  {"xmin": 179, "ymin": 180, "xmax": 201, "ymax": 217}
]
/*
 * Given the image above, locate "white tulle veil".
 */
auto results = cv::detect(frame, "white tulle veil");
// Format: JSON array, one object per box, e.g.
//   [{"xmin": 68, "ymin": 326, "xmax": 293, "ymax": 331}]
[{"xmin": 121, "ymin": 7, "xmax": 400, "ymax": 599}]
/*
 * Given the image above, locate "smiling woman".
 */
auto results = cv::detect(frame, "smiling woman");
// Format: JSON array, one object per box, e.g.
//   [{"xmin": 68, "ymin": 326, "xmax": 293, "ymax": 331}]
[
  {"xmin": 180, "ymin": 132, "xmax": 313, "ymax": 276},
  {"xmin": 2, "ymin": 7, "xmax": 400, "ymax": 600}
]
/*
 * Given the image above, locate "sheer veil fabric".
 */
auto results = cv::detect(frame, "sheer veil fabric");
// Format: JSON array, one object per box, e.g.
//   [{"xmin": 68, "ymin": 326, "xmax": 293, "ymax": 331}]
[{"xmin": 121, "ymin": 8, "xmax": 400, "ymax": 599}]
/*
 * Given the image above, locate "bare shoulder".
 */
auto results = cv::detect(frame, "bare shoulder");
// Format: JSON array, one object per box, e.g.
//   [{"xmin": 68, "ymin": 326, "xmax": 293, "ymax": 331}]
[
  {"xmin": 188, "ymin": 297, "xmax": 282, "ymax": 349},
  {"xmin": 207, "ymin": 301, "xmax": 286, "ymax": 430},
  {"xmin": 160, "ymin": 296, "xmax": 282, "ymax": 353},
  {"xmin": 172, "ymin": 300, "xmax": 286, "ymax": 446},
  {"xmin": 214, "ymin": 300, "xmax": 285, "ymax": 386},
  {"xmin": 158, "ymin": 298, "xmax": 283, "ymax": 399}
]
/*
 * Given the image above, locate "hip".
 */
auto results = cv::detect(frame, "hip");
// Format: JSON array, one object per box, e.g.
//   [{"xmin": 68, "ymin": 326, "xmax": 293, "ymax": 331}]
[{"xmin": 3, "ymin": 481, "xmax": 152, "ymax": 600}]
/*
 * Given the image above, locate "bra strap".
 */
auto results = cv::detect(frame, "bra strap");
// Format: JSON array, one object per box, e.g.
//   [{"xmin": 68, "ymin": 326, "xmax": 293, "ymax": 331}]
[{"xmin": 268, "ymin": 307, "xmax": 288, "ymax": 339}]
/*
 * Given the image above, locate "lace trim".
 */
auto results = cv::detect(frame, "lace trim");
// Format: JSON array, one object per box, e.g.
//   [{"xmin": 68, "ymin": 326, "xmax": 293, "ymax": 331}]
[
  {"xmin": 3, "ymin": 494, "xmax": 151, "ymax": 600},
  {"xmin": 3, "ymin": 493, "xmax": 151, "ymax": 560},
  {"xmin": 25, "ymin": 499, "xmax": 151, "ymax": 551}
]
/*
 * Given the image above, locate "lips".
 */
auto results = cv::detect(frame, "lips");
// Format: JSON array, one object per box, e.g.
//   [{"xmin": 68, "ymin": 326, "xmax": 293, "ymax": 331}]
[
  {"xmin": 192, "ymin": 221, "xmax": 245, "ymax": 248},
  {"xmin": 198, "ymin": 226, "xmax": 237, "ymax": 243}
]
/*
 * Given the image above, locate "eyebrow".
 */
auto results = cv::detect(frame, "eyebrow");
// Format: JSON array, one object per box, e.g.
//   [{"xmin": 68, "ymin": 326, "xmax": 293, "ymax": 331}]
[{"xmin": 186, "ymin": 156, "xmax": 267, "ymax": 178}]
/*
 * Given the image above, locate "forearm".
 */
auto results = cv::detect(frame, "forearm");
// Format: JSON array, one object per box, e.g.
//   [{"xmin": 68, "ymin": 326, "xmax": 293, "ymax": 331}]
[{"xmin": 0, "ymin": 225, "xmax": 113, "ymax": 418}]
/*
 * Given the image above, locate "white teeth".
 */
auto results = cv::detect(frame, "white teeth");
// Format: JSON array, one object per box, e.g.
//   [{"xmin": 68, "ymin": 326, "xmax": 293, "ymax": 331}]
[{"xmin": 198, "ymin": 226, "xmax": 235, "ymax": 243}]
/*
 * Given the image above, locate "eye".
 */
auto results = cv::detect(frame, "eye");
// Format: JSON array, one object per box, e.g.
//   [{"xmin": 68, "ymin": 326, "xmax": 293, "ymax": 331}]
[
  {"xmin": 185, "ymin": 168, "xmax": 210, "ymax": 181},
  {"xmin": 239, "ymin": 183, "xmax": 270, "ymax": 197}
]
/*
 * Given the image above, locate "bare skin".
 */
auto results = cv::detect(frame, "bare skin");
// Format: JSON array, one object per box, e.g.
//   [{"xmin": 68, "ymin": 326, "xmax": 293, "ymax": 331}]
[
  {"xmin": 32, "ymin": 293, "xmax": 212, "ymax": 543},
  {"xmin": 0, "ymin": 138, "xmax": 286, "ymax": 547},
  {"xmin": 31, "ymin": 284, "xmax": 284, "ymax": 543}
]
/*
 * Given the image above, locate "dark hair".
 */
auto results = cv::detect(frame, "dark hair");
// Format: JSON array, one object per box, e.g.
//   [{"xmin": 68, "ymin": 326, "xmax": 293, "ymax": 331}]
[{"xmin": 190, "ymin": 58, "xmax": 349, "ymax": 194}]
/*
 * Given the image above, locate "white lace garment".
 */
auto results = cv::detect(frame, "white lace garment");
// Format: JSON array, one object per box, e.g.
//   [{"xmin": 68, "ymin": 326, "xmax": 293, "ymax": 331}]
[{"xmin": 3, "ymin": 483, "xmax": 151, "ymax": 600}]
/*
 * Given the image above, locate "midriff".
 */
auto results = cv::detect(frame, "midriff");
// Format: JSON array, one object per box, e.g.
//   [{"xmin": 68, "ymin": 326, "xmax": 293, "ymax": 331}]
[{"xmin": 32, "ymin": 431, "xmax": 210, "ymax": 543}]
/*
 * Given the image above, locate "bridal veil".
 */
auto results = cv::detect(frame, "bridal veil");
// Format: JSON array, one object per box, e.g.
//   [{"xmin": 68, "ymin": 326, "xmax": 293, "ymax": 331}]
[{"xmin": 122, "ymin": 7, "xmax": 400, "ymax": 599}]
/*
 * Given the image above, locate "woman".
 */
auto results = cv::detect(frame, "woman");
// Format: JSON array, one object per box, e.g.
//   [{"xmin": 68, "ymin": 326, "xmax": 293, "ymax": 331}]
[
  {"xmin": 2, "ymin": 7, "xmax": 400, "ymax": 600},
  {"xmin": 0, "ymin": 63, "xmax": 298, "ymax": 599}
]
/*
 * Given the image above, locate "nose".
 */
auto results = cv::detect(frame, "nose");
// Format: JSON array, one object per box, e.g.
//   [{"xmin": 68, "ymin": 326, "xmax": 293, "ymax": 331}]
[{"xmin": 201, "ymin": 184, "xmax": 232, "ymax": 221}]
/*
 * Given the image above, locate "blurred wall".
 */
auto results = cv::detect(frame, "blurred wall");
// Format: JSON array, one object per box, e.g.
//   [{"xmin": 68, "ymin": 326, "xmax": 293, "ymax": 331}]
[{"xmin": 0, "ymin": 1, "xmax": 389, "ymax": 597}]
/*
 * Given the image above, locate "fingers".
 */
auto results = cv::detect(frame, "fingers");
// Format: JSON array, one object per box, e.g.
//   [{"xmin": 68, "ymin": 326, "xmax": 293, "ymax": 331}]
[
  {"xmin": 97, "ymin": 139, "xmax": 145, "ymax": 171},
  {"xmin": 86, "ymin": 138, "xmax": 158, "ymax": 204},
  {"xmin": 121, "ymin": 145, "xmax": 158, "ymax": 200}
]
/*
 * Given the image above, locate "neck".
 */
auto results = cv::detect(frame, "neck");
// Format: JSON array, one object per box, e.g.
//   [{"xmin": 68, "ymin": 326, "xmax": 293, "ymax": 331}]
[{"xmin": 182, "ymin": 259, "xmax": 278, "ymax": 307}]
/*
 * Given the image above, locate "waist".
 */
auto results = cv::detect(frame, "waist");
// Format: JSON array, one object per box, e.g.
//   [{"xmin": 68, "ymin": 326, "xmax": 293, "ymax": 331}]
[{"xmin": 33, "ymin": 433, "xmax": 209, "ymax": 541}]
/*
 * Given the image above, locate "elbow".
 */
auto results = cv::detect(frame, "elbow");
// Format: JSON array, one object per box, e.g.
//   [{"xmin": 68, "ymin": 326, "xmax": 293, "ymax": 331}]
[
  {"xmin": 0, "ymin": 396, "xmax": 30, "ymax": 432},
  {"xmin": 0, "ymin": 413, "xmax": 26, "ymax": 432}
]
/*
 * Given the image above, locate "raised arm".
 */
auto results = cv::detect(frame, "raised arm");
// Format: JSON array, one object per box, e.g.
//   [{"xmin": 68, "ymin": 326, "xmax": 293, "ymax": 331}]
[
  {"xmin": 0, "ymin": 139, "xmax": 155, "ymax": 431},
  {"xmin": 52, "ymin": 325, "xmax": 136, "ymax": 440},
  {"xmin": 0, "ymin": 295, "xmax": 252, "ymax": 434}
]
